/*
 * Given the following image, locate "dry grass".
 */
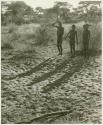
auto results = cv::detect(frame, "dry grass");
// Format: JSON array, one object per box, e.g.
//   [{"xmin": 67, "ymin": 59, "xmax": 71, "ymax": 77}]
[
  {"xmin": 1, "ymin": 22, "xmax": 102, "ymax": 52},
  {"xmin": 35, "ymin": 24, "xmax": 56, "ymax": 45},
  {"xmin": 8, "ymin": 23, "xmax": 17, "ymax": 33},
  {"xmin": 1, "ymin": 34, "xmax": 13, "ymax": 49}
]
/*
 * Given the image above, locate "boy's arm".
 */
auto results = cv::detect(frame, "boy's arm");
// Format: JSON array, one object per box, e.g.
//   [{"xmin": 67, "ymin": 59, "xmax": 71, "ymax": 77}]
[
  {"xmin": 88, "ymin": 31, "xmax": 90, "ymax": 45},
  {"xmin": 88, "ymin": 31, "xmax": 90, "ymax": 40},
  {"xmin": 51, "ymin": 23, "xmax": 58, "ymax": 28},
  {"xmin": 65, "ymin": 31, "xmax": 70, "ymax": 39},
  {"xmin": 76, "ymin": 31, "xmax": 78, "ymax": 44}
]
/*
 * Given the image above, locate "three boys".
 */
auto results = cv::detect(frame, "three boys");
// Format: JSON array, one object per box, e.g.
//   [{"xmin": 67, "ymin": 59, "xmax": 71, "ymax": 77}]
[{"xmin": 52, "ymin": 21, "xmax": 90, "ymax": 57}]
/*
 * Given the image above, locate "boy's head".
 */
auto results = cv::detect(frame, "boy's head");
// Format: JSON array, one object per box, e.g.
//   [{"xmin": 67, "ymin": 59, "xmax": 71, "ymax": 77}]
[
  {"xmin": 58, "ymin": 21, "xmax": 62, "ymax": 27},
  {"xmin": 83, "ymin": 24, "xmax": 86, "ymax": 29},
  {"xmin": 72, "ymin": 25, "xmax": 76, "ymax": 30},
  {"xmin": 83, "ymin": 24, "xmax": 89, "ymax": 30}
]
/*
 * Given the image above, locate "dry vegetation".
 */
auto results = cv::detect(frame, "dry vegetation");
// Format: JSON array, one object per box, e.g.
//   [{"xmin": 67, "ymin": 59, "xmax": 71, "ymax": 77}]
[{"xmin": 1, "ymin": 22, "xmax": 102, "ymax": 51}]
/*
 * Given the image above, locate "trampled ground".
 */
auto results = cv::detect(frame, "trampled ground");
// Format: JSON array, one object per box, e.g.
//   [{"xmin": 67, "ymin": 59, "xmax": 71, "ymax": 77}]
[{"xmin": 1, "ymin": 45, "xmax": 102, "ymax": 124}]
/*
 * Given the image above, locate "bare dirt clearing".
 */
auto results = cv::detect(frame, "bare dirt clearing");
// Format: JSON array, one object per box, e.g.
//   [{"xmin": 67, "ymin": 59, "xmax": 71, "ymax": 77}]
[{"xmin": 1, "ymin": 47, "xmax": 102, "ymax": 124}]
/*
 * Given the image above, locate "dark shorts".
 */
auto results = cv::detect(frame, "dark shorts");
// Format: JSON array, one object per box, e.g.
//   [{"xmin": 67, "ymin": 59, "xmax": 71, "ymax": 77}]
[
  {"xmin": 83, "ymin": 40, "xmax": 89, "ymax": 50},
  {"xmin": 69, "ymin": 40, "xmax": 75, "ymax": 46},
  {"xmin": 83, "ymin": 40, "xmax": 89, "ymax": 46}
]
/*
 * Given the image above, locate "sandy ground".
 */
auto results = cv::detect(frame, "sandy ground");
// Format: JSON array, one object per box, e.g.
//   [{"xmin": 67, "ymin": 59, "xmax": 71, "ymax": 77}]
[{"xmin": 1, "ymin": 44, "xmax": 102, "ymax": 124}]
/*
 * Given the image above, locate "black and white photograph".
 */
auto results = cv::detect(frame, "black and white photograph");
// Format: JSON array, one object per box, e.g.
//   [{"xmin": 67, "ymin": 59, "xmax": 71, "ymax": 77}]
[{"xmin": 1, "ymin": 0, "xmax": 102, "ymax": 124}]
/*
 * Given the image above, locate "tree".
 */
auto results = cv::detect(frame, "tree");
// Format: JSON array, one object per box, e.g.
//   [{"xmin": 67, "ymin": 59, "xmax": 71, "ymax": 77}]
[
  {"xmin": 2, "ymin": 1, "xmax": 35, "ymax": 25},
  {"xmin": 43, "ymin": 8, "xmax": 57, "ymax": 23},
  {"xmin": 6, "ymin": 1, "xmax": 28, "ymax": 24},
  {"xmin": 77, "ymin": 1, "xmax": 101, "ymax": 22},
  {"xmin": 45, "ymin": 1, "xmax": 72, "ymax": 23},
  {"xmin": 24, "ymin": 6, "xmax": 35, "ymax": 23},
  {"xmin": 1, "ymin": 1, "xmax": 10, "ymax": 25},
  {"xmin": 35, "ymin": 7, "xmax": 44, "ymax": 15},
  {"xmin": 33, "ymin": 7, "xmax": 44, "ymax": 22},
  {"xmin": 55, "ymin": 2, "xmax": 72, "ymax": 20}
]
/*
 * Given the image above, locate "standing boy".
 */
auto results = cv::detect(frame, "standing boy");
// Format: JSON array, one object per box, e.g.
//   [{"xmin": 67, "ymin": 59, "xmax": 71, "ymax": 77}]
[
  {"xmin": 66, "ymin": 25, "xmax": 78, "ymax": 56},
  {"xmin": 52, "ymin": 21, "xmax": 64, "ymax": 55},
  {"xmin": 83, "ymin": 24, "xmax": 90, "ymax": 56}
]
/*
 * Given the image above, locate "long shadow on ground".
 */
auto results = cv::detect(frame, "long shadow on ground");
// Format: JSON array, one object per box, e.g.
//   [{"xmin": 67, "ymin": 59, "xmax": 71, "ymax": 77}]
[{"xmin": 42, "ymin": 56, "xmax": 87, "ymax": 93}]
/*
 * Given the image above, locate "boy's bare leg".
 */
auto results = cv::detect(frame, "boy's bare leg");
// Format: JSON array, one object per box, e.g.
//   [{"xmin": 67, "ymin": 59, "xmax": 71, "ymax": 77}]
[
  {"xmin": 57, "ymin": 44, "xmax": 62, "ymax": 55},
  {"xmin": 83, "ymin": 42, "xmax": 86, "ymax": 57},
  {"xmin": 57, "ymin": 45, "xmax": 60, "ymax": 55},
  {"xmin": 70, "ymin": 43, "xmax": 72, "ymax": 55},
  {"xmin": 73, "ymin": 44, "xmax": 75, "ymax": 56},
  {"xmin": 84, "ymin": 48, "xmax": 86, "ymax": 57},
  {"xmin": 59, "ymin": 44, "xmax": 62, "ymax": 55}
]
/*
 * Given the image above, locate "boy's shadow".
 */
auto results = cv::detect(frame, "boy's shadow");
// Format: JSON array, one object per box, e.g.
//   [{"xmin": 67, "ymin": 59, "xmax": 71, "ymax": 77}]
[{"xmin": 74, "ymin": 49, "xmax": 101, "ymax": 57}]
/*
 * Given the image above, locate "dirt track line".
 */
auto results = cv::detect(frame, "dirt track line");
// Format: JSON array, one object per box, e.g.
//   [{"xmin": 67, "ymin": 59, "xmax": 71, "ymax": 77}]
[
  {"xmin": 2, "ymin": 54, "xmax": 71, "ymax": 81},
  {"xmin": 2, "ymin": 58, "xmax": 53, "ymax": 80},
  {"xmin": 17, "ymin": 109, "xmax": 73, "ymax": 124},
  {"xmin": 46, "ymin": 114, "xmax": 64, "ymax": 124}
]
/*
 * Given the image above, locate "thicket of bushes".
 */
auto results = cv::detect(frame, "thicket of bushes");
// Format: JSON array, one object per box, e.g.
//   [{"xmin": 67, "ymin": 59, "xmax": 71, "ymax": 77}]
[
  {"xmin": 1, "ymin": 34, "xmax": 13, "ymax": 49},
  {"xmin": 35, "ymin": 24, "xmax": 56, "ymax": 45}
]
